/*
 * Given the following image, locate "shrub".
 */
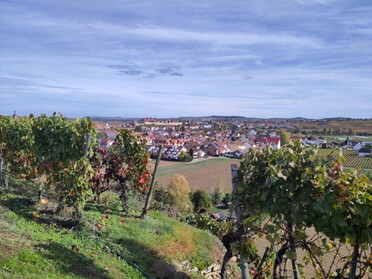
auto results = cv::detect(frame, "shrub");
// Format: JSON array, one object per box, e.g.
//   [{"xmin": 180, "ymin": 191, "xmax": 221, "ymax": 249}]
[
  {"xmin": 179, "ymin": 152, "xmax": 193, "ymax": 162},
  {"xmin": 151, "ymin": 186, "xmax": 171, "ymax": 210},
  {"xmin": 221, "ymin": 193, "xmax": 232, "ymax": 207},
  {"xmin": 190, "ymin": 190, "xmax": 212, "ymax": 211},
  {"xmin": 168, "ymin": 175, "xmax": 192, "ymax": 213},
  {"xmin": 182, "ymin": 213, "xmax": 234, "ymax": 238},
  {"xmin": 211, "ymin": 180, "xmax": 225, "ymax": 205}
]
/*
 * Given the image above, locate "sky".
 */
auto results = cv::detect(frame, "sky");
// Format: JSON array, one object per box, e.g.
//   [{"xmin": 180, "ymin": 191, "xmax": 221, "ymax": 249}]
[{"xmin": 0, "ymin": 0, "xmax": 372, "ymax": 119}]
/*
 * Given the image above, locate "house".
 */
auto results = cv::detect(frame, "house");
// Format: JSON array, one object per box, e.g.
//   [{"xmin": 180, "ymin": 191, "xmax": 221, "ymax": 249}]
[
  {"xmin": 184, "ymin": 141, "xmax": 201, "ymax": 151},
  {"xmin": 154, "ymin": 130, "xmax": 169, "ymax": 137},
  {"xmin": 206, "ymin": 142, "xmax": 221, "ymax": 156},
  {"xmin": 100, "ymin": 137, "xmax": 115, "ymax": 148},
  {"xmin": 164, "ymin": 145, "xmax": 187, "ymax": 160},
  {"xmin": 304, "ymin": 139, "xmax": 327, "ymax": 146},
  {"xmin": 254, "ymin": 137, "xmax": 281, "ymax": 149},
  {"xmin": 206, "ymin": 142, "xmax": 229, "ymax": 156},
  {"xmin": 229, "ymin": 141, "xmax": 247, "ymax": 152},
  {"xmin": 353, "ymin": 142, "xmax": 363, "ymax": 151},
  {"xmin": 148, "ymin": 145, "xmax": 162, "ymax": 157},
  {"xmin": 193, "ymin": 149, "xmax": 206, "ymax": 159},
  {"xmin": 343, "ymin": 139, "xmax": 362, "ymax": 150},
  {"xmin": 358, "ymin": 147, "xmax": 371, "ymax": 157}
]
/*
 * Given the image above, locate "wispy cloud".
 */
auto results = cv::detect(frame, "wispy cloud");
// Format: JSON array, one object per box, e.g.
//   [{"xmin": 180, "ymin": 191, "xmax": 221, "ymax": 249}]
[
  {"xmin": 106, "ymin": 63, "xmax": 184, "ymax": 78},
  {"xmin": 0, "ymin": 0, "xmax": 371, "ymax": 118}
]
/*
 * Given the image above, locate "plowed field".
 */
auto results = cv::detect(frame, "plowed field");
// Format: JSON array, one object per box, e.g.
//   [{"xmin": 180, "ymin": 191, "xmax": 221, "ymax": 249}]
[{"xmin": 150, "ymin": 158, "xmax": 239, "ymax": 192}]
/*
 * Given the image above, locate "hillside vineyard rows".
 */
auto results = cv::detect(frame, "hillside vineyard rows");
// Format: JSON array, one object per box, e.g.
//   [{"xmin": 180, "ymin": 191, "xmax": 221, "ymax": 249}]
[{"xmin": 0, "ymin": 114, "xmax": 371, "ymax": 279}]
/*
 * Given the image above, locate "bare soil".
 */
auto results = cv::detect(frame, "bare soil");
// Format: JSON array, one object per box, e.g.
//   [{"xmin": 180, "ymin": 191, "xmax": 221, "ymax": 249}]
[{"xmin": 153, "ymin": 158, "xmax": 236, "ymax": 192}]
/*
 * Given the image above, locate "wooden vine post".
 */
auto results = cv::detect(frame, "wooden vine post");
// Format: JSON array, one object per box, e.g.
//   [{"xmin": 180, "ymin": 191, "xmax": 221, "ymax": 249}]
[
  {"xmin": 288, "ymin": 221, "xmax": 299, "ymax": 279},
  {"xmin": 38, "ymin": 174, "xmax": 44, "ymax": 201},
  {"xmin": 75, "ymin": 133, "xmax": 92, "ymax": 221},
  {"xmin": 4, "ymin": 162, "xmax": 9, "ymax": 188},
  {"xmin": 84, "ymin": 133, "xmax": 92, "ymax": 158},
  {"xmin": 231, "ymin": 164, "xmax": 249, "ymax": 279},
  {"xmin": 0, "ymin": 152, "xmax": 3, "ymax": 186},
  {"xmin": 141, "ymin": 145, "xmax": 162, "ymax": 219}
]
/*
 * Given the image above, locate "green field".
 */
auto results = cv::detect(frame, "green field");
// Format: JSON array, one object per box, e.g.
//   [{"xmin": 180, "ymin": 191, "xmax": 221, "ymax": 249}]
[{"xmin": 323, "ymin": 136, "xmax": 372, "ymax": 142}]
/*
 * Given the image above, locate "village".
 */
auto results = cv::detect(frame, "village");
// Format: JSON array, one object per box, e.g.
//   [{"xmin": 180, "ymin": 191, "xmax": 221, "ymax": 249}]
[{"xmin": 96, "ymin": 118, "xmax": 372, "ymax": 161}]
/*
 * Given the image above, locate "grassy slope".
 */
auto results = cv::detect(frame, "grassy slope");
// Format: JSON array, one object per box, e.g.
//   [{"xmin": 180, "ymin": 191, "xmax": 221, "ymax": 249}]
[
  {"xmin": 0, "ymin": 197, "xmax": 143, "ymax": 279},
  {"xmin": 0, "ymin": 181, "xmax": 223, "ymax": 279}
]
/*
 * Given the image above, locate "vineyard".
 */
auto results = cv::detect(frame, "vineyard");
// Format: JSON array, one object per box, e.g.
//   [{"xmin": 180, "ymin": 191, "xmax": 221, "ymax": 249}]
[
  {"xmin": 344, "ymin": 153, "xmax": 372, "ymax": 169},
  {"xmin": 316, "ymin": 149, "xmax": 372, "ymax": 169},
  {"xmin": 0, "ymin": 114, "xmax": 151, "ymax": 219},
  {"xmin": 1, "ymin": 115, "xmax": 371, "ymax": 279}
]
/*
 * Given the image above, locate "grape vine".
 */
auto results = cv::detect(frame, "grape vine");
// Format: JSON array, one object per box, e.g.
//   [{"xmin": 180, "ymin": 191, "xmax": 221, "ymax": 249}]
[
  {"xmin": 0, "ymin": 114, "xmax": 151, "ymax": 219},
  {"xmin": 236, "ymin": 142, "xmax": 371, "ymax": 279}
]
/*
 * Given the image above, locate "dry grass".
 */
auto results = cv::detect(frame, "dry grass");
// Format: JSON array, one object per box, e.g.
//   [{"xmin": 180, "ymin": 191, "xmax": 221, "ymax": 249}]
[{"xmin": 157, "ymin": 226, "xmax": 196, "ymax": 261}]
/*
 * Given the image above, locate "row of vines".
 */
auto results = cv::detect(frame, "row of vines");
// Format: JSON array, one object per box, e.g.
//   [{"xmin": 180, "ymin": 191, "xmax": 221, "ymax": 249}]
[
  {"xmin": 0, "ymin": 114, "xmax": 151, "ymax": 220},
  {"xmin": 224, "ymin": 142, "xmax": 371, "ymax": 279},
  {"xmin": 1, "ymin": 114, "xmax": 371, "ymax": 278},
  {"xmin": 316, "ymin": 150, "xmax": 372, "ymax": 169},
  {"xmin": 343, "ymin": 154, "xmax": 372, "ymax": 169}
]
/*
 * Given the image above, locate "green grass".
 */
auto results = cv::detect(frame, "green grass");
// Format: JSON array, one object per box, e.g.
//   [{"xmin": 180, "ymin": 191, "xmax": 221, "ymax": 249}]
[
  {"xmin": 0, "ymin": 179, "xmax": 223, "ymax": 278},
  {"xmin": 0, "ymin": 193, "xmax": 145, "ymax": 279},
  {"xmin": 85, "ymin": 206, "xmax": 217, "ymax": 271},
  {"xmin": 323, "ymin": 136, "xmax": 372, "ymax": 142}
]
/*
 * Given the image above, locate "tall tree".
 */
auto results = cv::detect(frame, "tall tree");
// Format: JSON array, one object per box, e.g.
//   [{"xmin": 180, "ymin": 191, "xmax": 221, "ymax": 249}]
[{"xmin": 279, "ymin": 130, "xmax": 291, "ymax": 145}]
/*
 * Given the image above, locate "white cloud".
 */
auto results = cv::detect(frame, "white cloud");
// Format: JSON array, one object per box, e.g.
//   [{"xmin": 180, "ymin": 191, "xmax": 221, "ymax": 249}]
[
  {"xmin": 84, "ymin": 22, "xmax": 323, "ymax": 49},
  {"xmin": 1, "ymin": 0, "xmax": 372, "ymax": 118}
]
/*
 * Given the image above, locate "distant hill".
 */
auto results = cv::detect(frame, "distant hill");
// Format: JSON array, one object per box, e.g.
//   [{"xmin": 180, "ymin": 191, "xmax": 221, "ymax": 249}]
[
  {"xmin": 86, "ymin": 116, "xmax": 139, "ymax": 122},
  {"xmin": 321, "ymin": 117, "xmax": 354, "ymax": 121},
  {"xmin": 71, "ymin": 115, "xmax": 371, "ymax": 123}
]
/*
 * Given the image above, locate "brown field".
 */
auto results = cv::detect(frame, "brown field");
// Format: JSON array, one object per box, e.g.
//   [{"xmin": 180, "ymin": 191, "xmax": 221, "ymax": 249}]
[
  {"xmin": 304, "ymin": 119, "xmax": 372, "ymax": 133},
  {"xmin": 327, "ymin": 120, "xmax": 372, "ymax": 133},
  {"xmin": 149, "ymin": 158, "xmax": 238, "ymax": 192},
  {"xmin": 152, "ymin": 159, "xmax": 181, "ymax": 167}
]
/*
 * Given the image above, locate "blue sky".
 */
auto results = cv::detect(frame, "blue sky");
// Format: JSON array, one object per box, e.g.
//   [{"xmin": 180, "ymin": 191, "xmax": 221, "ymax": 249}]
[{"xmin": 1, "ymin": 0, "xmax": 371, "ymax": 118}]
